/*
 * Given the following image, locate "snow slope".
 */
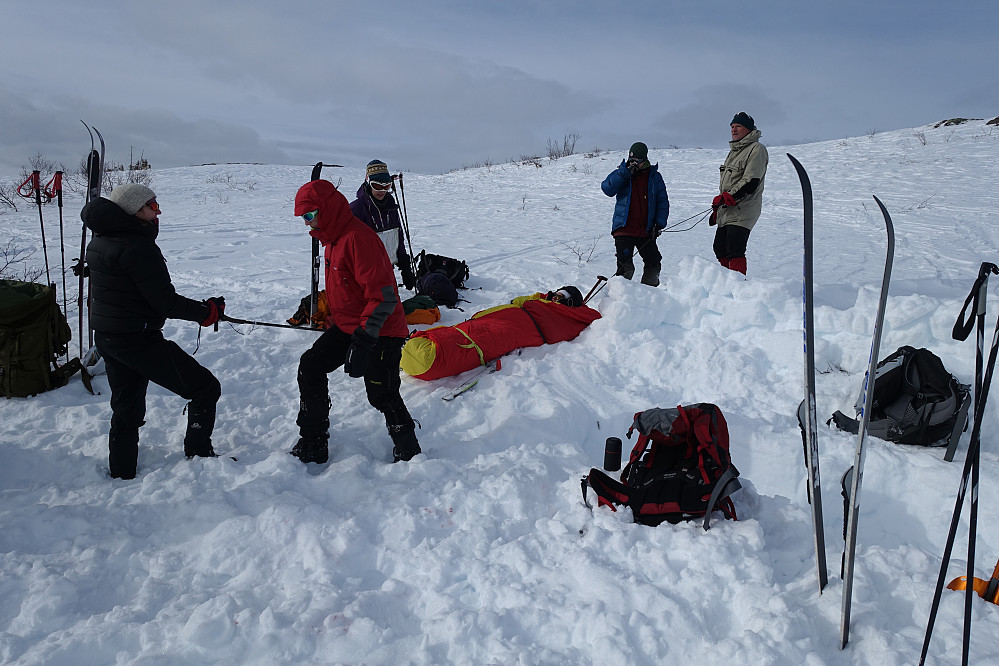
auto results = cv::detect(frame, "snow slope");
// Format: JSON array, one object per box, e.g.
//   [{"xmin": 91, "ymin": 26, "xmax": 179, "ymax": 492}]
[{"xmin": 1, "ymin": 118, "xmax": 998, "ymax": 665}]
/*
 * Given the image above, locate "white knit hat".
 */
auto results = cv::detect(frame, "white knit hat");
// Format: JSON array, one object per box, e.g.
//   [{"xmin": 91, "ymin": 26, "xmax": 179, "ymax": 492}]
[{"xmin": 108, "ymin": 183, "xmax": 157, "ymax": 216}]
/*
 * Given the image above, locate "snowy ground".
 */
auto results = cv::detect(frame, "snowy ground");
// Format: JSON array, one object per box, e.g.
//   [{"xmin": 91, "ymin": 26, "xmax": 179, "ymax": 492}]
[{"xmin": 2, "ymin": 118, "xmax": 998, "ymax": 664}]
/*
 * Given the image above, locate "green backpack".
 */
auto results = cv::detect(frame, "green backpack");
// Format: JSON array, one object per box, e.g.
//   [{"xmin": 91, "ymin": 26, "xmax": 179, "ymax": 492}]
[{"xmin": 0, "ymin": 280, "xmax": 76, "ymax": 398}]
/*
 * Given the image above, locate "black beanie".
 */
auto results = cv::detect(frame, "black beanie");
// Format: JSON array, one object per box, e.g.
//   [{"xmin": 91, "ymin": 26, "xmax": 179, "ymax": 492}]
[
  {"xmin": 555, "ymin": 285, "xmax": 583, "ymax": 307},
  {"xmin": 628, "ymin": 142, "xmax": 648, "ymax": 160},
  {"xmin": 731, "ymin": 112, "xmax": 756, "ymax": 131}
]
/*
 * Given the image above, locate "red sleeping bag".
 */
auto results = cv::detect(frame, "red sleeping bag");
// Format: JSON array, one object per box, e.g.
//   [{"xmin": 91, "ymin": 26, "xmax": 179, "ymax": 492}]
[{"xmin": 400, "ymin": 294, "xmax": 601, "ymax": 380}]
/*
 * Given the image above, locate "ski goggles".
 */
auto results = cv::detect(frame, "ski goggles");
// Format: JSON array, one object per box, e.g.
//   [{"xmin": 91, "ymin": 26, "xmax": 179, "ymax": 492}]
[
  {"xmin": 144, "ymin": 199, "xmax": 160, "ymax": 213},
  {"xmin": 301, "ymin": 210, "xmax": 318, "ymax": 223},
  {"xmin": 369, "ymin": 181, "xmax": 392, "ymax": 192}
]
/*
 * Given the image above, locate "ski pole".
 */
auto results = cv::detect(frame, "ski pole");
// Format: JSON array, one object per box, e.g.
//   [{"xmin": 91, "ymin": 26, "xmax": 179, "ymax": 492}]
[
  {"xmin": 220, "ymin": 313, "xmax": 325, "ymax": 331},
  {"xmin": 583, "ymin": 275, "xmax": 608, "ymax": 305},
  {"xmin": 919, "ymin": 266, "xmax": 999, "ymax": 665},
  {"xmin": 17, "ymin": 170, "xmax": 52, "ymax": 286},
  {"xmin": 44, "ymin": 171, "xmax": 70, "ymax": 362},
  {"xmin": 309, "ymin": 163, "xmax": 323, "ymax": 324},
  {"xmin": 393, "ymin": 173, "xmax": 417, "ymax": 276}
]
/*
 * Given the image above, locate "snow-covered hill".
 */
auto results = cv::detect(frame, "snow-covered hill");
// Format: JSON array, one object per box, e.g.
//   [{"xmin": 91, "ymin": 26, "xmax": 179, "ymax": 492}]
[{"xmin": 2, "ymin": 118, "xmax": 998, "ymax": 664}]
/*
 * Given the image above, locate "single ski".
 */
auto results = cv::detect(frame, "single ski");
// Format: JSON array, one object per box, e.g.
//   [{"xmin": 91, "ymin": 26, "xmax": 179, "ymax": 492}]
[
  {"xmin": 788, "ymin": 153, "xmax": 828, "ymax": 594},
  {"xmin": 442, "ymin": 359, "xmax": 500, "ymax": 401},
  {"xmin": 840, "ymin": 195, "xmax": 895, "ymax": 649},
  {"xmin": 309, "ymin": 162, "xmax": 323, "ymax": 327}
]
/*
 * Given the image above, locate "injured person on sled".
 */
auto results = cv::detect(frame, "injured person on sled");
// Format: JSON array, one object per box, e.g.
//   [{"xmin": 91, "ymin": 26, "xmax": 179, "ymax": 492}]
[{"xmin": 400, "ymin": 286, "xmax": 601, "ymax": 381}]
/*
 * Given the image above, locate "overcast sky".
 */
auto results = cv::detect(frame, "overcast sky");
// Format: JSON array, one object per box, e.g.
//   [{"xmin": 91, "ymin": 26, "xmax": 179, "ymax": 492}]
[{"xmin": 2, "ymin": 0, "xmax": 996, "ymax": 179}]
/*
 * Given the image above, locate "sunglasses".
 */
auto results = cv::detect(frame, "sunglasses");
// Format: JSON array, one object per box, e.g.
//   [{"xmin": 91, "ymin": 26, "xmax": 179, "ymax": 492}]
[
  {"xmin": 369, "ymin": 181, "xmax": 392, "ymax": 192},
  {"xmin": 301, "ymin": 210, "xmax": 318, "ymax": 223},
  {"xmin": 145, "ymin": 200, "xmax": 160, "ymax": 213}
]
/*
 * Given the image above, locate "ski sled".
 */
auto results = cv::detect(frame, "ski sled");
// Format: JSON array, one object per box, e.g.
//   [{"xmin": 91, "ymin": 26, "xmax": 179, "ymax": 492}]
[{"xmin": 947, "ymin": 557, "xmax": 999, "ymax": 606}]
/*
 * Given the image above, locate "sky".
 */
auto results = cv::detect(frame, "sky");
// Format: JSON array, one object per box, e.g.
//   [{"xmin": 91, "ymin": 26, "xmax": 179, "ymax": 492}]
[{"xmin": 2, "ymin": 0, "xmax": 996, "ymax": 178}]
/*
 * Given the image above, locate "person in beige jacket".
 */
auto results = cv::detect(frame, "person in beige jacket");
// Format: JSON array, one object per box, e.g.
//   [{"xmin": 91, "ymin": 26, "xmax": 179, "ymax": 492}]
[{"xmin": 710, "ymin": 112, "xmax": 768, "ymax": 275}]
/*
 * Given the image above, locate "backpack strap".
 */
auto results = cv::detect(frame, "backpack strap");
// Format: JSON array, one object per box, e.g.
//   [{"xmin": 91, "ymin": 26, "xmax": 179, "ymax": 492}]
[
  {"xmin": 585, "ymin": 468, "xmax": 631, "ymax": 509},
  {"xmin": 830, "ymin": 410, "xmax": 860, "ymax": 434},
  {"xmin": 702, "ymin": 466, "xmax": 741, "ymax": 530},
  {"xmin": 944, "ymin": 388, "xmax": 972, "ymax": 462}
]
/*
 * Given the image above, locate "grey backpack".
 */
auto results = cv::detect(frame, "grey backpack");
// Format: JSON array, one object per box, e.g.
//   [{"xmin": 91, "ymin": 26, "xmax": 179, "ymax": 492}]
[{"xmin": 830, "ymin": 345, "xmax": 970, "ymax": 449}]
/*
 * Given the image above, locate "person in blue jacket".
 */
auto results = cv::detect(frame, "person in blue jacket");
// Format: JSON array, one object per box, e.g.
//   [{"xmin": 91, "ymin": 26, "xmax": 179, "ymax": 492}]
[{"xmin": 600, "ymin": 142, "xmax": 670, "ymax": 286}]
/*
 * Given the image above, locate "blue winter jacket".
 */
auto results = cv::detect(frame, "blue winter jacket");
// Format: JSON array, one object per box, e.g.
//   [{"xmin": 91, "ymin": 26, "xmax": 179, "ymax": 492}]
[{"xmin": 600, "ymin": 162, "xmax": 670, "ymax": 234}]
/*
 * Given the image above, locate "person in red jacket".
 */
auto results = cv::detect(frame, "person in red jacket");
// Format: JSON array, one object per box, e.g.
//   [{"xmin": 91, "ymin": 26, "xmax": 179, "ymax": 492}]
[{"xmin": 291, "ymin": 179, "xmax": 421, "ymax": 464}]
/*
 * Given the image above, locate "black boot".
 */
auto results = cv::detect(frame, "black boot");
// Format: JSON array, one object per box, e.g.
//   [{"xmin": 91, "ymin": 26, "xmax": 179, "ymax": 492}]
[
  {"xmin": 184, "ymin": 403, "xmax": 218, "ymax": 459},
  {"xmin": 389, "ymin": 423, "xmax": 421, "ymax": 463},
  {"xmin": 290, "ymin": 434, "xmax": 329, "ymax": 464},
  {"xmin": 109, "ymin": 428, "xmax": 139, "ymax": 480},
  {"xmin": 293, "ymin": 395, "xmax": 331, "ymax": 463}
]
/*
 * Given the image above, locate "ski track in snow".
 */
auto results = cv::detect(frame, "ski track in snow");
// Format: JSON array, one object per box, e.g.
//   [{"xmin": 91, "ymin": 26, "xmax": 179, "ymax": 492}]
[{"xmin": 1, "ymin": 121, "xmax": 999, "ymax": 664}]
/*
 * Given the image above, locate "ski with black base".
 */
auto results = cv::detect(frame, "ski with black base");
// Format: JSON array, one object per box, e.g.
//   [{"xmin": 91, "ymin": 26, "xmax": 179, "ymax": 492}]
[
  {"xmin": 788, "ymin": 153, "xmax": 828, "ymax": 594},
  {"xmin": 840, "ymin": 195, "xmax": 894, "ymax": 649},
  {"xmin": 76, "ymin": 123, "xmax": 105, "ymax": 394}
]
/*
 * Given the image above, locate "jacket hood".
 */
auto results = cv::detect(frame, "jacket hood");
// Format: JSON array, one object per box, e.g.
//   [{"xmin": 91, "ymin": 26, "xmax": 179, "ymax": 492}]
[
  {"xmin": 295, "ymin": 180, "xmax": 356, "ymax": 245},
  {"xmin": 81, "ymin": 197, "xmax": 158, "ymax": 240},
  {"xmin": 730, "ymin": 128, "xmax": 762, "ymax": 149}
]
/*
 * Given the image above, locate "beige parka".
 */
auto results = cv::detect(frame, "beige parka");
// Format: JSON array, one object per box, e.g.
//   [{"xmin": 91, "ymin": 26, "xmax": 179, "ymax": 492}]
[{"xmin": 717, "ymin": 129, "xmax": 768, "ymax": 230}]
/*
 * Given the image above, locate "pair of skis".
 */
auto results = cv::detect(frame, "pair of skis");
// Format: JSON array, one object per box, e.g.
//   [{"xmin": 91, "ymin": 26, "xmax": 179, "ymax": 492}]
[
  {"xmin": 789, "ymin": 154, "xmax": 895, "ymax": 649},
  {"xmin": 78, "ymin": 123, "xmax": 104, "ymax": 358}
]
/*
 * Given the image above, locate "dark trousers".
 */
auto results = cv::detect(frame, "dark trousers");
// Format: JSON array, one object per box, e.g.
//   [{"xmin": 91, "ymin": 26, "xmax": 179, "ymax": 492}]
[
  {"xmin": 95, "ymin": 330, "xmax": 221, "ymax": 478},
  {"xmin": 712, "ymin": 224, "xmax": 752, "ymax": 261},
  {"xmin": 614, "ymin": 235, "xmax": 662, "ymax": 286},
  {"xmin": 296, "ymin": 327, "xmax": 414, "ymax": 442}
]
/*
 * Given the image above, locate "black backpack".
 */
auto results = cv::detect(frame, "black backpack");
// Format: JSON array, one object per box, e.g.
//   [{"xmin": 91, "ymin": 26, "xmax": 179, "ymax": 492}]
[
  {"xmin": 584, "ymin": 404, "xmax": 742, "ymax": 530},
  {"xmin": 415, "ymin": 251, "xmax": 469, "ymax": 289},
  {"xmin": 416, "ymin": 270, "xmax": 459, "ymax": 309},
  {"xmin": 830, "ymin": 345, "xmax": 971, "ymax": 450}
]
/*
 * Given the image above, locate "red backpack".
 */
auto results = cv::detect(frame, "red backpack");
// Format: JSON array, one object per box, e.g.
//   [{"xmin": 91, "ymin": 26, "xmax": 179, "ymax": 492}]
[{"xmin": 584, "ymin": 404, "xmax": 741, "ymax": 529}]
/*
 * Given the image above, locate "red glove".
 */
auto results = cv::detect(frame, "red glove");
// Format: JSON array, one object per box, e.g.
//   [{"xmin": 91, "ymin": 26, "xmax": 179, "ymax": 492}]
[
  {"xmin": 712, "ymin": 192, "xmax": 737, "ymax": 208},
  {"xmin": 200, "ymin": 297, "xmax": 225, "ymax": 327}
]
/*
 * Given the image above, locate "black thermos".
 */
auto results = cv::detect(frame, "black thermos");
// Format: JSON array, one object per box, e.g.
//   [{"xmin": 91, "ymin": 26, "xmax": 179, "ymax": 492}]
[{"xmin": 604, "ymin": 437, "xmax": 622, "ymax": 471}]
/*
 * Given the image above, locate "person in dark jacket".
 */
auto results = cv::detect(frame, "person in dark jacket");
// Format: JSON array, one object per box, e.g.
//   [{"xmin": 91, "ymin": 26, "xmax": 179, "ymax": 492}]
[
  {"xmin": 82, "ymin": 183, "xmax": 226, "ymax": 479},
  {"xmin": 600, "ymin": 142, "xmax": 670, "ymax": 287},
  {"xmin": 292, "ymin": 178, "xmax": 422, "ymax": 465},
  {"xmin": 349, "ymin": 160, "xmax": 415, "ymax": 291}
]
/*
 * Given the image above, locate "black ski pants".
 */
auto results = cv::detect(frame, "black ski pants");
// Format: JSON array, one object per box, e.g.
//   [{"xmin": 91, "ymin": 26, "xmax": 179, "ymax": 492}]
[
  {"xmin": 96, "ymin": 330, "xmax": 221, "ymax": 478},
  {"xmin": 296, "ymin": 326, "xmax": 414, "ymax": 442},
  {"xmin": 614, "ymin": 235, "xmax": 662, "ymax": 287},
  {"xmin": 712, "ymin": 224, "xmax": 752, "ymax": 261}
]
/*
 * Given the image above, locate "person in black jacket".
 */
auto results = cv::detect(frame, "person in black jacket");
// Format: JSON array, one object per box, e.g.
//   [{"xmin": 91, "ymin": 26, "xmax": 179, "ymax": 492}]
[{"xmin": 82, "ymin": 183, "xmax": 226, "ymax": 479}]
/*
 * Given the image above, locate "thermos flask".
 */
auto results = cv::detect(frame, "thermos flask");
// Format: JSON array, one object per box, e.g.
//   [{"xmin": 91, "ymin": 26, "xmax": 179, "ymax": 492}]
[{"xmin": 604, "ymin": 437, "xmax": 622, "ymax": 471}]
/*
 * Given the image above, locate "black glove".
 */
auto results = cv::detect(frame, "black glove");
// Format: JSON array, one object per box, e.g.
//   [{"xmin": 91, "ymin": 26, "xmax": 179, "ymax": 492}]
[
  {"xmin": 201, "ymin": 296, "xmax": 225, "ymax": 327},
  {"xmin": 626, "ymin": 158, "xmax": 642, "ymax": 176},
  {"xmin": 400, "ymin": 263, "xmax": 416, "ymax": 291},
  {"xmin": 344, "ymin": 326, "xmax": 377, "ymax": 378}
]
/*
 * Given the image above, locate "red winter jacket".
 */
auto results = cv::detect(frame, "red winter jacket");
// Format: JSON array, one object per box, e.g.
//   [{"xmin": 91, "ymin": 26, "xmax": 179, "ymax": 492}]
[{"xmin": 294, "ymin": 180, "xmax": 408, "ymax": 338}]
